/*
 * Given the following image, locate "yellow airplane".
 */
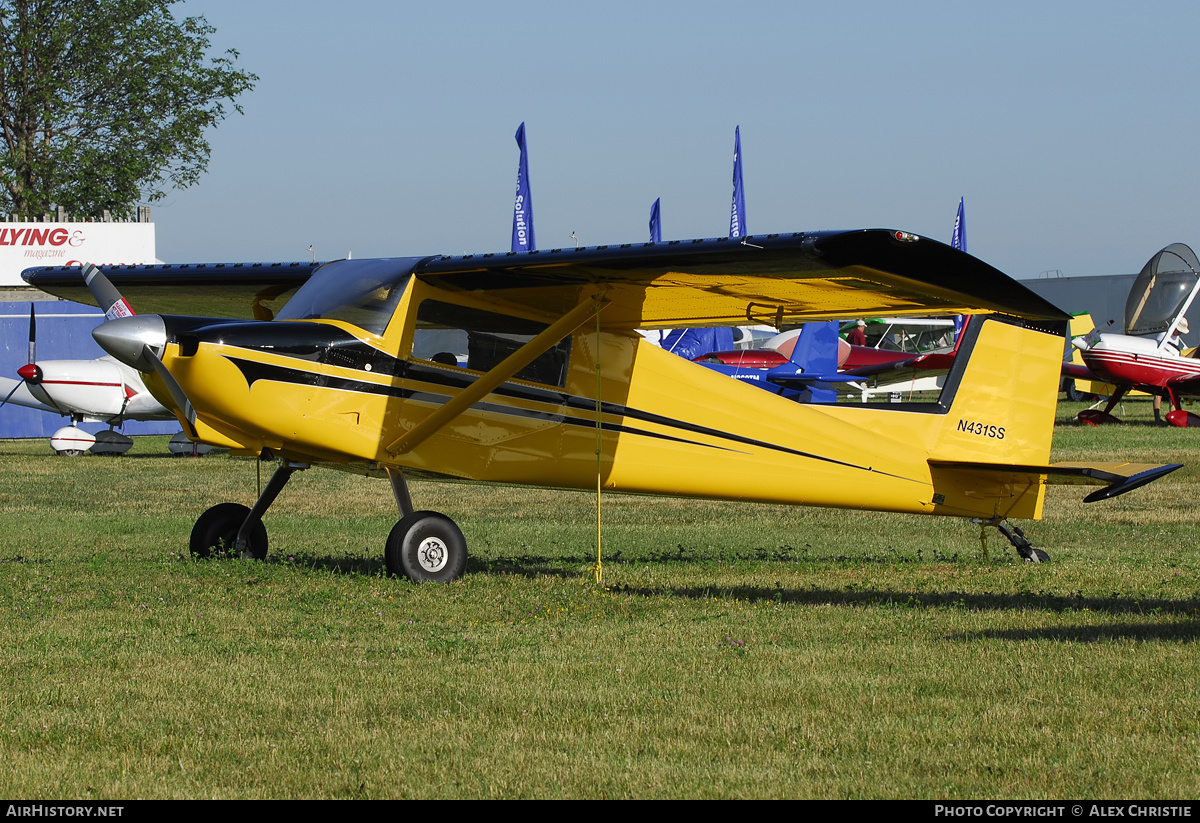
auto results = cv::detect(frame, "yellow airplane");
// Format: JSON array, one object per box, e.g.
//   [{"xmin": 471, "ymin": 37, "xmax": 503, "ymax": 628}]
[{"xmin": 25, "ymin": 229, "xmax": 1180, "ymax": 578}]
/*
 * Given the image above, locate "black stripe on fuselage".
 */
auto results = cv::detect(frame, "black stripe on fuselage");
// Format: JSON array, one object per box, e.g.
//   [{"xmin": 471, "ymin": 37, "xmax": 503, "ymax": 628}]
[
  {"xmin": 226, "ymin": 357, "xmax": 742, "ymax": 453},
  {"xmin": 222, "ymin": 351, "xmax": 909, "ymax": 479}
]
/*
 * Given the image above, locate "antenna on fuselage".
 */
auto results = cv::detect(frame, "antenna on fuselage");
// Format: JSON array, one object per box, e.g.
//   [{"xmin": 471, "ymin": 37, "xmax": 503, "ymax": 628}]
[
  {"xmin": 570, "ymin": 231, "xmax": 579, "ymax": 248},
  {"xmin": 307, "ymin": 245, "xmax": 316, "ymax": 263}
]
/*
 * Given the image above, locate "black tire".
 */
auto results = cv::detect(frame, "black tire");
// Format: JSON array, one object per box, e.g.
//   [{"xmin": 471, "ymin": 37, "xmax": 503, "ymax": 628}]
[
  {"xmin": 57, "ymin": 449, "xmax": 85, "ymax": 457},
  {"xmin": 1063, "ymin": 379, "xmax": 1084, "ymax": 402},
  {"xmin": 190, "ymin": 502, "xmax": 268, "ymax": 560},
  {"xmin": 385, "ymin": 511, "xmax": 467, "ymax": 582}
]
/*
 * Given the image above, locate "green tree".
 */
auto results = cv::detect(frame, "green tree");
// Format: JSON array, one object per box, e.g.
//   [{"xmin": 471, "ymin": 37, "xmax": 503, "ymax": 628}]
[{"xmin": 0, "ymin": 0, "xmax": 256, "ymax": 218}]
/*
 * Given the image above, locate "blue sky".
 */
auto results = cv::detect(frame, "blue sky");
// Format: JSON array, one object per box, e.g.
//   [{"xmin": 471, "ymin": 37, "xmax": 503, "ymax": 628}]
[{"xmin": 154, "ymin": 0, "xmax": 1200, "ymax": 279}]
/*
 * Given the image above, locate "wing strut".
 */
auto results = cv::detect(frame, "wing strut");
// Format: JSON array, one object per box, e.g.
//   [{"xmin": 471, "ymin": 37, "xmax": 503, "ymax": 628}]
[{"xmin": 386, "ymin": 294, "xmax": 610, "ymax": 455}]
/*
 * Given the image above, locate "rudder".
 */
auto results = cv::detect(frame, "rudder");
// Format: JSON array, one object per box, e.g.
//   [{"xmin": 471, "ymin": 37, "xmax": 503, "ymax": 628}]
[{"xmin": 927, "ymin": 315, "xmax": 1066, "ymax": 520}]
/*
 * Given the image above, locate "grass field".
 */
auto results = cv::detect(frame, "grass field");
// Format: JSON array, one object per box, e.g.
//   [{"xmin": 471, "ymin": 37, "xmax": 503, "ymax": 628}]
[{"xmin": 1, "ymin": 399, "xmax": 1198, "ymax": 798}]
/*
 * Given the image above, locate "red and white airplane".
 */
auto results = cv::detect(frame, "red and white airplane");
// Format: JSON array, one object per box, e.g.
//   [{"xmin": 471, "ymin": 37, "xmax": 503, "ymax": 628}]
[{"xmin": 1071, "ymin": 243, "xmax": 1200, "ymax": 427}]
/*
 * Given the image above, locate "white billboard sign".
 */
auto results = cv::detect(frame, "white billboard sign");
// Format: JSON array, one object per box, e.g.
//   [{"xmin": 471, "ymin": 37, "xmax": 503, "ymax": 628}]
[{"xmin": 0, "ymin": 222, "xmax": 157, "ymax": 287}]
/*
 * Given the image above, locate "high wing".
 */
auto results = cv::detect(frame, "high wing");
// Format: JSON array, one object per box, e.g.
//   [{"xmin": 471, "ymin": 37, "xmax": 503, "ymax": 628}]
[
  {"xmin": 24, "ymin": 232, "xmax": 1065, "ymax": 328},
  {"xmin": 22, "ymin": 261, "xmax": 323, "ymax": 320},
  {"xmin": 402, "ymin": 230, "xmax": 1067, "ymax": 328}
]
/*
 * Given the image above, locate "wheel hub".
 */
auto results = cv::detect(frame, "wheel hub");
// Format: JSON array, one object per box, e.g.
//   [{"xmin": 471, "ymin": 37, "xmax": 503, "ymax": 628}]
[{"xmin": 416, "ymin": 537, "xmax": 448, "ymax": 572}]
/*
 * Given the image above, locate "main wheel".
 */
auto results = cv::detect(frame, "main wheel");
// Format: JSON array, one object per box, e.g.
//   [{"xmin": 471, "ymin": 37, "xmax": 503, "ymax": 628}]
[
  {"xmin": 385, "ymin": 511, "xmax": 467, "ymax": 582},
  {"xmin": 190, "ymin": 502, "xmax": 268, "ymax": 560}
]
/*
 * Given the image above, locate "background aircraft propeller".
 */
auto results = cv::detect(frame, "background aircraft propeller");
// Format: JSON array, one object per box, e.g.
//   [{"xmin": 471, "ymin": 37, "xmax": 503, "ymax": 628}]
[
  {"xmin": 0, "ymin": 382, "xmax": 21, "ymax": 411},
  {"xmin": 84, "ymin": 264, "xmax": 198, "ymax": 437},
  {"xmin": 0, "ymin": 305, "xmax": 37, "ymax": 410}
]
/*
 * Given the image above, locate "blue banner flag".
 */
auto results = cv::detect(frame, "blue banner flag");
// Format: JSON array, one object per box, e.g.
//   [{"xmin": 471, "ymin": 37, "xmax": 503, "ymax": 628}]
[
  {"xmin": 951, "ymin": 197, "xmax": 966, "ymax": 252},
  {"xmin": 512, "ymin": 123, "xmax": 535, "ymax": 253},
  {"xmin": 729, "ymin": 126, "xmax": 746, "ymax": 238},
  {"xmin": 650, "ymin": 198, "xmax": 661, "ymax": 242},
  {"xmin": 952, "ymin": 197, "xmax": 967, "ymax": 341}
]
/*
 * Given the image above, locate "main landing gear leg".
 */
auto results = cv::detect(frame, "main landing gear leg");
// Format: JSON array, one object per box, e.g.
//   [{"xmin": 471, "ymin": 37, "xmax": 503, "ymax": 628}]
[
  {"xmin": 972, "ymin": 518, "xmax": 1050, "ymax": 563},
  {"xmin": 384, "ymin": 468, "xmax": 468, "ymax": 583},
  {"xmin": 388, "ymin": 467, "xmax": 414, "ymax": 517},
  {"xmin": 190, "ymin": 460, "xmax": 308, "ymax": 560}
]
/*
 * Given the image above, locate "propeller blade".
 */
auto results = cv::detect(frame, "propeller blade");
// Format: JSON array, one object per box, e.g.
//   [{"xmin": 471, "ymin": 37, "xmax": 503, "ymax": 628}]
[
  {"xmin": 0, "ymin": 380, "xmax": 20, "ymax": 411},
  {"xmin": 27, "ymin": 303, "xmax": 35, "ymax": 365},
  {"xmin": 144, "ymin": 344, "xmax": 197, "ymax": 438},
  {"xmin": 82, "ymin": 263, "xmax": 136, "ymax": 321},
  {"xmin": 87, "ymin": 274, "xmax": 197, "ymax": 437},
  {"xmin": 1073, "ymin": 318, "xmax": 1116, "ymax": 351}
]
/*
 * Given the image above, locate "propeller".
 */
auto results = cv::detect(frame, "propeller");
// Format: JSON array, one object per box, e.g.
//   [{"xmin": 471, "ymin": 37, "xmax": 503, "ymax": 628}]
[
  {"xmin": 0, "ymin": 305, "xmax": 37, "ymax": 411},
  {"xmin": 0, "ymin": 378, "xmax": 21, "ymax": 411},
  {"xmin": 1072, "ymin": 318, "xmax": 1114, "ymax": 351},
  {"xmin": 0, "ymin": 382, "xmax": 19, "ymax": 410},
  {"xmin": 16, "ymin": 304, "xmax": 40, "ymax": 384},
  {"xmin": 83, "ymin": 263, "xmax": 136, "ymax": 321},
  {"xmin": 84, "ymin": 263, "xmax": 198, "ymax": 437},
  {"xmin": 146, "ymin": 349, "xmax": 197, "ymax": 436}
]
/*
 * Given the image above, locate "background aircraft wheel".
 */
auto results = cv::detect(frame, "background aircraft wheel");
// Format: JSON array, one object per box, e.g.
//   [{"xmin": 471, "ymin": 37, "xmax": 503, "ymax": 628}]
[
  {"xmin": 190, "ymin": 502, "xmax": 268, "ymax": 560},
  {"xmin": 385, "ymin": 511, "xmax": 467, "ymax": 583},
  {"xmin": 56, "ymin": 449, "xmax": 85, "ymax": 457}
]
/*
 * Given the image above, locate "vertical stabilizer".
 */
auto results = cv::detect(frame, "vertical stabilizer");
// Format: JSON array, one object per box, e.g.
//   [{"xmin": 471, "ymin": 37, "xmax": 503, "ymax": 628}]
[{"xmin": 927, "ymin": 315, "xmax": 1066, "ymax": 519}]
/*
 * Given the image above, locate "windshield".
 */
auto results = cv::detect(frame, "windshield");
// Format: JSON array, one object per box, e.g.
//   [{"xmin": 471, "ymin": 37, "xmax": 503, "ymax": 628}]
[
  {"xmin": 277, "ymin": 257, "xmax": 422, "ymax": 335},
  {"xmin": 1125, "ymin": 243, "xmax": 1200, "ymax": 336}
]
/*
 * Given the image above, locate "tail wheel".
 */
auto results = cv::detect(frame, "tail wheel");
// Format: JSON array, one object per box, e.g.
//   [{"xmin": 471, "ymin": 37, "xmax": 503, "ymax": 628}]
[
  {"xmin": 190, "ymin": 502, "xmax": 268, "ymax": 560},
  {"xmin": 385, "ymin": 511, "xmax": 467, "ymax": 583}
]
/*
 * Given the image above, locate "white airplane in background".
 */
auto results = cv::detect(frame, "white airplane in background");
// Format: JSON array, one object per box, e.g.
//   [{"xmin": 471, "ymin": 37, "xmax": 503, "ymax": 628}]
[{"xmin": 0, "ymin": 303, "xmax": 206, "ymax": 455}]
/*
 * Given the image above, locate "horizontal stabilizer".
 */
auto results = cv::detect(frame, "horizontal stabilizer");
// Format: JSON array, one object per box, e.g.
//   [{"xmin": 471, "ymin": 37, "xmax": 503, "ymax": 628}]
[
  {"xmin": 840, "ymin": 355, "xmax": 920, "ymax": 378},
  {"xmin": 764, "ymin": 363, "xmax": 862, "ymax": 386},
  {"xmin": 928, "ymin": 459, "xmax": 1182, "ymax": 503}
]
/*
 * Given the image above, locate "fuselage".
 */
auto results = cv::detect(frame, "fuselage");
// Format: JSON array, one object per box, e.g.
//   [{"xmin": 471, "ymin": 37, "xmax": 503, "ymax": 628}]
[
  {"xmin": 111, "ymin": 265, "xmax": 1065, "ymax": 525},
  {"xmin": 18, "ymin": 355, "xmax": 168, "ymax": 422},
  {"xmin": 1078, "ymin": 333, "xmax": 1200, "ymax": 393}
]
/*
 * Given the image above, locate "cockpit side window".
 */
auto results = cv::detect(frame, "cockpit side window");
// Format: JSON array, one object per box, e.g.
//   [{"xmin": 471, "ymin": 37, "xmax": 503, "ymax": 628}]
[{"xmin": 412, "ymin": 299, "xmax": 571, "ymax": 388}]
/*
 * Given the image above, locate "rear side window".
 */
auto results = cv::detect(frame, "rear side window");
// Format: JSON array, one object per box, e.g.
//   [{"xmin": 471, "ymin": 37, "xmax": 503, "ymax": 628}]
[{"xmin": 411, "ymin": 300, "xmax": 571, "ymax": 387}]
